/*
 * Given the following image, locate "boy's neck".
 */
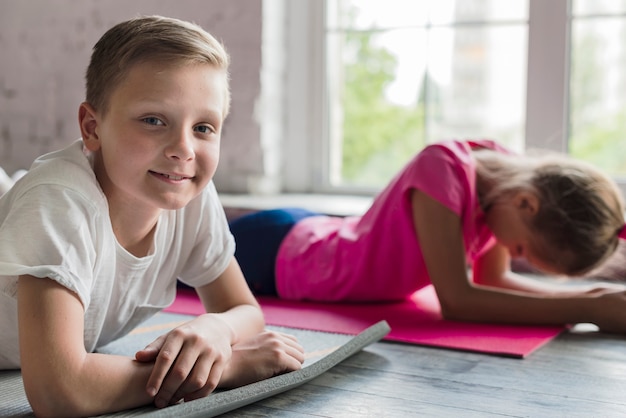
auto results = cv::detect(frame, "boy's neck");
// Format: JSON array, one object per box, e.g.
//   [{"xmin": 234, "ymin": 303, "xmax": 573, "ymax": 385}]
[{"xmin": 111, "ymin": 214, "xmax": 159, "ymax": 258}]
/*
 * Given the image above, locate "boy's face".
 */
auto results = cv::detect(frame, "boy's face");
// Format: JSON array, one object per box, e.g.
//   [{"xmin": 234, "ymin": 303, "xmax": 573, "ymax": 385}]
[{"xmin": 80, "ymin": 61, "xmax": 227, "ymax": 215}]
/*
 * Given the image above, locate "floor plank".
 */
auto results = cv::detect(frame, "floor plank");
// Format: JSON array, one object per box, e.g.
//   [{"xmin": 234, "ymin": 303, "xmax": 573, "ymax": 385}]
[{"xmin": 218, "ymin": 329, "xmax": 626, "ymax": 417}]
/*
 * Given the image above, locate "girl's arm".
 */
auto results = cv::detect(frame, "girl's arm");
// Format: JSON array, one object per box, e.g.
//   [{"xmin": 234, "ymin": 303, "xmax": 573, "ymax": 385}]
[
  {"xmin": 18, "ymin": 275, "xmax": 155, "ymax": 418},
  {"xmin": 473, "ymin": 243, "xmax": 626, "ymax": 295},
  {"xmin": 411, "ymin": 189, "xmax": 626, "ymax": 330}
]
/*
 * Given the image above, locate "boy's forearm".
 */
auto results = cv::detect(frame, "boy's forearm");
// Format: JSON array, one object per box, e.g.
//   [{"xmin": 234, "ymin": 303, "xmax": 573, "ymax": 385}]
[
  {"xmin": 29, "ymin": 353, "xmax": 155, "ymax": 418},
  {"xmin": 83, "ymin": 353, "xmax": 155, "ymax": 413},
  {"xmin": 208, "ymin": 303, "xmax": 265, "ymax": 346}
]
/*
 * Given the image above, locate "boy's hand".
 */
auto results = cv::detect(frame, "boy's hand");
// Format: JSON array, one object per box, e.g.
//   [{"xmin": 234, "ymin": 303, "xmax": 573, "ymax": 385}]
[
  {"xmin": 220, "ymin": 330, "xmax": 305, "ymax": 389},
  {"xmin": 135, "ymin": 314, "xmax": 234, "ymax": 408}
]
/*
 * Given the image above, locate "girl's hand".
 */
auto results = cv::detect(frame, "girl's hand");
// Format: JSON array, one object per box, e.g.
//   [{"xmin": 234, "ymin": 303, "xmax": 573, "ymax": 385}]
[
  {"xmin": 581, "ymin": 284, "xmax": 626, "ymax": 296},
  {"xmin": 591, "ymin": 290, "xmax": 626, "ymax": 333},
  {"xmin": 220, "ymin": 330, "xmax": 305, "ymax": 388},
  {"xmin": 135, "ymin": 314, "xmax": 234, "ymax": 408}
]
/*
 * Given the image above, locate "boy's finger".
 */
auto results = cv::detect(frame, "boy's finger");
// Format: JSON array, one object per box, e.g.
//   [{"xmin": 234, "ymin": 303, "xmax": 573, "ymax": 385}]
[
  {"xmin": 155, "ymin": 345, "xmax": 204, "ymax": 408},
  {"xmin": 146, "ymin": 336, "xmax": 183, "ymax": 398},
  {"xmin": 181, "ymin": 357, "xmax": 224, "ymax": 403},
  {"xmin": 135, "ymin": 349, "xmax": 159, "ymax": 362},
  {"xmin": 135, "ymin": 334, "xmax": 166, "ymax": 362},
  {"xmin": 286, "ymin": 344, "xmax": 306, "ymax": 363},
  {"xmin": 171, "ymin": 355, "xmax": 217, "ymax": 403},
  {"xmin": 275, "ymin": 331, "xmax": 300, "ymax": 342}
]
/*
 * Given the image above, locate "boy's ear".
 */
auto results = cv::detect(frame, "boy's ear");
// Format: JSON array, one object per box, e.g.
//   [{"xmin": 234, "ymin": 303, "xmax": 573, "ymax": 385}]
[
  {"xmin": 78, "ymin": 102, "xmax": 101, "ymax": 152},
  {"xmin": 514, "ymin": 191, "xmax": 539, "ymax": 217}
]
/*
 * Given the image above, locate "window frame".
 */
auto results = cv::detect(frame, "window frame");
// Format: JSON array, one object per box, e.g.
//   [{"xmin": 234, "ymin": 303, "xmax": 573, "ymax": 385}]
[{"xmin": 282, "ymin": 0, "xmax": 626, "ymax": 196}]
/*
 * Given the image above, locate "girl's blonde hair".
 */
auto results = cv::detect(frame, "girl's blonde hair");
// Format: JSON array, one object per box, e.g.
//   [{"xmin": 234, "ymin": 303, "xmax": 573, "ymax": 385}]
[
  {"xmin": 85, "ymin": 15, "xmax": 231, "ymax": 117},
  {"xmin": 475, "ymin": 149, "xmax": 625, "ymax": 275}
]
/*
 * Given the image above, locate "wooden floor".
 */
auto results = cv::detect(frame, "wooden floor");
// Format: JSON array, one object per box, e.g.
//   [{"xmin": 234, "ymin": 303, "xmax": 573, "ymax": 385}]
[
  {"xmin": 216, "ymin": 203, "xmax": 626, "ymax": 417},
  {"xmin": 219, "ymin": 325, "xmax": 626, "ymax": 417}
]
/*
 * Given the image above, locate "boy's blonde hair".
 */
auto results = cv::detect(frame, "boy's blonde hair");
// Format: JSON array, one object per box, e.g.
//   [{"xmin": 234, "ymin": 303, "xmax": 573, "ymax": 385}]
[
  {"xmin": 86, "ymin": 15, "xmax": 231, "ymax": 118},
  {"xmin": 475, "ymin": 149, "xmax": 625, "ymax": 276}
]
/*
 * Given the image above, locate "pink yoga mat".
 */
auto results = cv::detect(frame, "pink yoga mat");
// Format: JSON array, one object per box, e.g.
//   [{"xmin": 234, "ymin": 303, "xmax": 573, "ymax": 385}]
[{"xmin": 166, "ymin": 285, "xmax": 564, "ymax": 358}]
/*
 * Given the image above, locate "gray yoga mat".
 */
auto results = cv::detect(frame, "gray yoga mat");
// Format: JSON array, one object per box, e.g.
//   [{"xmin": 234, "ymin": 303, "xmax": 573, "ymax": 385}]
[{"xmin": 0, "ymin": 312, "xmax": 390, "ymax": 418}]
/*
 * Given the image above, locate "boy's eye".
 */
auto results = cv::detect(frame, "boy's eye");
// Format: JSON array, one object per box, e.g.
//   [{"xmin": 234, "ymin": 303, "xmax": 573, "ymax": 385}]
[
  {"xmin": 142, "ymin": 117, "xmax": 164, "ymax": 126},
  {"xmin": 194, "ymin": 125, "xmax": 215, "ymax": 134}
]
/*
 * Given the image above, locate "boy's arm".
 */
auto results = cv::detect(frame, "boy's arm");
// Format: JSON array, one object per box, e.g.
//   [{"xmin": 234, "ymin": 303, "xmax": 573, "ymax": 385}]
[
  {"xmin": 136, "ymin": 257, "xmax": 263, "ymax": 408},
  {"xmin": 18, "ymin": 275, "xmax": 155, "ymax": 417},
  {"xmin": 138, "ymin": 257, "xmax": 302, "ymax": 408},
  {"xmin": 410, "ymin": 189, "xmax": 626, "ymax": 331},
  {"xmin": 196, "ymin": 257, "xmax": 304, "ymax": 389},
  {"xmin": 195, "ymin": 256, "xmax": 265, "ymax": 339}
]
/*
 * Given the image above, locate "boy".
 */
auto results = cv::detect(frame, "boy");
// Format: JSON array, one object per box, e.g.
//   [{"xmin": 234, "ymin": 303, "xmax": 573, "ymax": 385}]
[{"xmin": 0, "ymin": 15, "xmax": 304, "ymax": 416}]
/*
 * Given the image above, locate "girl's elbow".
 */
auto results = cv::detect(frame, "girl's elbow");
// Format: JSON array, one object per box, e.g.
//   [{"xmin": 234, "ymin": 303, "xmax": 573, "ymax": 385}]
[
  {"xmin": 439, "ymin": 303, "xmax": 461, "ymax": 321},
  {"xmin": 437, "ymin": 294, "xmax": 472, "ymax": 321}
]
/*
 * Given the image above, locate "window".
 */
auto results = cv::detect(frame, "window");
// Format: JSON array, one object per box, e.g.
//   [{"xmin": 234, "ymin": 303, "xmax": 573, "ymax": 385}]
[
  {"xmin": 569, "ymin": 1, "xmax": 626, "ymax": 179},
  {"xmin": 283, "ymin": 0, "xmax": 626, "ymax": 195}
]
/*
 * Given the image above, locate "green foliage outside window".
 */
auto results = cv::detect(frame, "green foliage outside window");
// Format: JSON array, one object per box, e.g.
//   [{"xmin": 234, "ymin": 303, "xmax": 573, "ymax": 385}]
[{"xmin": 339, "ymin": 30, "xmax": 426, "ymax": 187}]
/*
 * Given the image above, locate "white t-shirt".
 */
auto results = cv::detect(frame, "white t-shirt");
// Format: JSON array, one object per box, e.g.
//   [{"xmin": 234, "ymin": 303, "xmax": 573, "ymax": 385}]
[{"xmin": 0, "ymin": 140, "xmax": 234, "ymax": 369}]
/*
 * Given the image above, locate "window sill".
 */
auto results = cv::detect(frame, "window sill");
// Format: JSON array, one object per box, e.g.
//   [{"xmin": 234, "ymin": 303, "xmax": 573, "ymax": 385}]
[{"xmin": 219, "ymin": 193, "xmax": 373, "ymax": 219}]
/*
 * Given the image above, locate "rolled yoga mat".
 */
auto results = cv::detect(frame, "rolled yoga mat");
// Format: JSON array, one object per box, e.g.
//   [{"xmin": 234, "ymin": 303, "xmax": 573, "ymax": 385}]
[{"xmin": 0, "ymin": 313, "xmax": 390, "ymax": 418}]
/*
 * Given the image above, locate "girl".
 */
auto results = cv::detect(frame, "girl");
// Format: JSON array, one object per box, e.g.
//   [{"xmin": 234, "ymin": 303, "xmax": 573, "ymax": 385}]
[{"xmin": 230, "ymin": 139, "xmax": 626, "ymax": 333}]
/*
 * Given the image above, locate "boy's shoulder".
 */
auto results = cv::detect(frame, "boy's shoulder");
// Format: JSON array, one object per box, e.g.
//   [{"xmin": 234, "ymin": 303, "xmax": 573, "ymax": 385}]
[
  {"xmin": 6, "ymin": 139, "xmax": 103, "ymax": 205},
  {"xmin": 29, "ymin": 139, "xmax": 90, "ymax": 173}
]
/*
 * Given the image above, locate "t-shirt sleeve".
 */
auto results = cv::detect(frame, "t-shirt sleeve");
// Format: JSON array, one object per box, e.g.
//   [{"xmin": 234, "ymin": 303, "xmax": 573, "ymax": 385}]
[
  {"xmin": 0, "ymin": 184, "xmax": 99, "ymax": 307},
  {"xmin": 410, "ymin": 142, "xmax": 473, "ymax": 217},
  {"xmin": 176, "ymin": 182, "xmax": 235, "ymax": 288}
]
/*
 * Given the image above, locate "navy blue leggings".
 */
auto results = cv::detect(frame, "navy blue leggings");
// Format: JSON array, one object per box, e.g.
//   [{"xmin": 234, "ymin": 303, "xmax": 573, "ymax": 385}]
[{"xmin": 229, "ymin": 208, "xmax": 319, "ymax": 295}]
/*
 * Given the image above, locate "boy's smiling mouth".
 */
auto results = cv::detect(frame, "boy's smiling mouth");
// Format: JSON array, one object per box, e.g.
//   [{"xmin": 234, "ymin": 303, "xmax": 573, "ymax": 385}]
[{"xmin": 149, "ymin": 170, "xmax": 192, "ymax": 181}]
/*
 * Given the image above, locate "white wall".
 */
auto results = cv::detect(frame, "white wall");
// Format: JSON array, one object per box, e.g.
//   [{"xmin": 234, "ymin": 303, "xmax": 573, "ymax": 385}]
[{"xmin": 0, "ymin": 0, "xmax": 271, "ymax": 193}]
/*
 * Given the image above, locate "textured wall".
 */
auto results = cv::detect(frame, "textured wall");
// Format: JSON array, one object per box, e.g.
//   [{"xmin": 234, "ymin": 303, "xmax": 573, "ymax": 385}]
[{"xmin": 0, "ymin": 0, "xmax": 265, "ymax": 192}]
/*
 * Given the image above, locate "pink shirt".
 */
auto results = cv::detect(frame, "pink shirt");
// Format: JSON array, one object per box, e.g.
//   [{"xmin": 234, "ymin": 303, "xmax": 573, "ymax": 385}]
[{"xmin": 276, "ymin": 140, "xmax": 509, "ymax": 301}]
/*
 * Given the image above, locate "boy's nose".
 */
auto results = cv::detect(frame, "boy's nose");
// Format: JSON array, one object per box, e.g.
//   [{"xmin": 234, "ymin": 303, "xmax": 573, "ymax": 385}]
[{"xmin": 166, "ymin": 130, "xmax": 195, "ymax": 161}]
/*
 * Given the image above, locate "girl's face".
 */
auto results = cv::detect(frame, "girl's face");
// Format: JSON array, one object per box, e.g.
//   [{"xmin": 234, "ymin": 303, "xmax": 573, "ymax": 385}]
[
  {"xmin": 485, "ymin": 200, "xmax": 532, "ymax": 258},
  {"xmin": 485, "ymin": 193, "xmax": 563, "ymax": 274},
  {"xmin": 80, "ymin": 61, "xmax": 227, "ymax": 218}
]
